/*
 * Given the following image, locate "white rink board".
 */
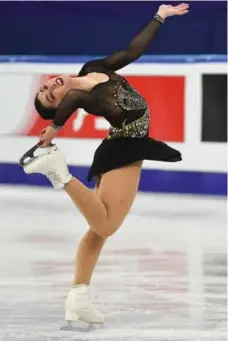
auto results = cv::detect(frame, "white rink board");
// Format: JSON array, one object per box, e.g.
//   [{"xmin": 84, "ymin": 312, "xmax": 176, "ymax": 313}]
[{"xmin": 0, "ymin": 61, "xmax": 227, "ymax": 173}]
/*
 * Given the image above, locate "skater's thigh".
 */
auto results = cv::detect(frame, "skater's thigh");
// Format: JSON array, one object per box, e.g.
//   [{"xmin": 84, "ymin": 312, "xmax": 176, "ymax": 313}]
[
  {"xmin": 94, "ymin": 175, "xmax": 101, "ymax": 196},
  {"xmin": 97, "ymin": 161, "xmax": 142, "ymax": 232},
  {"xmin": 95, "ymin": 175, "xmax": 102, "ymax": 192},
  {"xmin": 89, "ymin": 175, "xmax": 108, "ymax": 240}
]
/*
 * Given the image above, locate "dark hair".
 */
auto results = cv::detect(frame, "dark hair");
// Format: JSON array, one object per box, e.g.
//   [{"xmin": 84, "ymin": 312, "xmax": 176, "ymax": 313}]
[{"xmin": 34, "ymin": 94, "xmax": 56, "ymax": 120}]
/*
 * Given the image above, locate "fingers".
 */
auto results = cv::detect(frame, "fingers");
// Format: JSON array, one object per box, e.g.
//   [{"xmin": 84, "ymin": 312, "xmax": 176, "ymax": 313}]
[
  {"xmin": 177, "ymin": 9, "xmax": 189, "ymax": 15},
  {"xmin": 39, "ymin": 134, "xmax": 47, "ymax": 146},
  {"xmin": 178, "ymin": 3, "xmax": 189, "ymax": 7},
  {"xmin": 40, "ymin": 129, "xmax": 47, "ymax": 135},
  {"xmin": 39, "ymin": 138, "xmax": 45, "ymax": 147},
  {"xmin": 176, "ymin": 3, "xmax": 189, "ymax": 10},
  {"xmin": 39, "ymin": 140, "xmax": 49, "ymax": 148},
  {"xmin": 175, "ymin": 3, "xmax": 189, "ymax": 15},
  {"xmin": 163, "ymin": 3, "xmax": 189, "ymax": 16},
  {"xmin": 39, "ymin": 127, "xmax": 52, "ymax": 147},
  {"xmin": 38, "ymin": 142, "xmax": 46, "ymax": 148}
]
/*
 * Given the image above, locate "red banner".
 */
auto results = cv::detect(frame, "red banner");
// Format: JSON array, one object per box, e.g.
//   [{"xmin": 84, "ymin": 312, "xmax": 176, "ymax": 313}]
[{"xmin": 26, "ymin": 75, "xmax": 185, "ymax": 142}]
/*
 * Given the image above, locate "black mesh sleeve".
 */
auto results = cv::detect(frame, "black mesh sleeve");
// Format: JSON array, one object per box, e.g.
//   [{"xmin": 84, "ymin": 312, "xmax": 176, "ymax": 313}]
[
  {"xmin": 52, "ymin": 89, "xmax": 84, "ymax": 126},
  {"xmin": 103, "ymin": 19, "xmax": 162, "ymax": 71}
]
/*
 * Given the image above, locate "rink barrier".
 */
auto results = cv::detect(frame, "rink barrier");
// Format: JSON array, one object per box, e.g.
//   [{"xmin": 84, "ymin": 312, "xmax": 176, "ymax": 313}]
[
  {"xmin": 0, "ymin": 54, "xmax": 227, "ymax": 64},
  {"xmin": 0, "ymin": 163, "xmax": 226, "ymax": 196},
  {"xmin": 0, "ymin": 55, "xmax": 227, "ymax": 195}
]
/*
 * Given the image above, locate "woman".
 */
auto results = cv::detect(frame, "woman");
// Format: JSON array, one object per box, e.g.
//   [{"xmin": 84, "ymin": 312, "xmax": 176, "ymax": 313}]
[{"xmin": 22, "ymin": 3, "xmax": 189, "ymax": 324}]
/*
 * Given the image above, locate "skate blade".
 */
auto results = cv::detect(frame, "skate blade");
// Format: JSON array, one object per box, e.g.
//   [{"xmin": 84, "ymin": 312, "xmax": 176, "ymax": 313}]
[
  {"xmin": 60, "ymin": 320, "xmax": 104, "ymax": 332},
  {"xmin": 19, "ymin": 143, "xmax": 57, "ymax": 168}
]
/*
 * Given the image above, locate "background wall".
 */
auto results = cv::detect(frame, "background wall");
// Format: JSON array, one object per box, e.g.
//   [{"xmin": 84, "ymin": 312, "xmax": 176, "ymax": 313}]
[
  {"xmin": 0, "ymin": 1, "xmax": 227, "ymax": 55},
  {"xmin": 0, "ymin": 1, "xmax": 227, "ymax": 196}
]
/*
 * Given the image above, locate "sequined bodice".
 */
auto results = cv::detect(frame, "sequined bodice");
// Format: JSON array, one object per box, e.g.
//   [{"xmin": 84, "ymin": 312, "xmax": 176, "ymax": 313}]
[
  {"xmin": 114, "ymin": 79, "xmax": 147, "ymax": 112},
  {"xmin": 89, "ymin": 79, "xmax": 149, "ymax": 139},
  {"xmin": 84, "ymin": 77, "xmax": 147, "ymax": 120},
  {"xmin": 53, "ymin": 60, "xmax": 151, "ymax": 139},
  {"xmin": 103, "ymin": 79, "xmax": 149, "ymax": 139},
  {"xmin": 77, "ymin": 61, "xmax": 149, "ymax": 138}
]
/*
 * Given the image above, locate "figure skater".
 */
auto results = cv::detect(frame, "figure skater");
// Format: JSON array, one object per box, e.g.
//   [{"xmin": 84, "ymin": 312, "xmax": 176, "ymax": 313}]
[{"xmin": 20, "ymin": 3, "xmax": 189, "ymax": 325}]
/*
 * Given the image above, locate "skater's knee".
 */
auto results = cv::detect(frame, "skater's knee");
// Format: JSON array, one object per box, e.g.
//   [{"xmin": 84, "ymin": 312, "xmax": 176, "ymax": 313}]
[
  {"xmin": 95, "ymin": 222, "xmax": 120, "ymax": 238},
  {"xmin": 87, "ymin": 228, "xmax": 106, "ymax": 242}
]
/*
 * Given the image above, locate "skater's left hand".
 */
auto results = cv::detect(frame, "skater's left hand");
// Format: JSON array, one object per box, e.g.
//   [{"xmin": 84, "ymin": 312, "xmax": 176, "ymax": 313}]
[
  {"xmin": 157, "ymin": 3, "xmax": 189, "ymax": 18},
  {"xmin": 39, "ymin": 126, "xmax": 58, "ymax": 147}
]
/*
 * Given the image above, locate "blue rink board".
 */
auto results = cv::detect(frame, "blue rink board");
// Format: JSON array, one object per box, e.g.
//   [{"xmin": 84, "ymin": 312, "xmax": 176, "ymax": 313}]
[
  {"xmin": 0, "ymin": 163, "xmax": 226, "ymax": 196},
  {"xmin": 0, "ymin": 54, "xmax": 227, "ymax": 64}
]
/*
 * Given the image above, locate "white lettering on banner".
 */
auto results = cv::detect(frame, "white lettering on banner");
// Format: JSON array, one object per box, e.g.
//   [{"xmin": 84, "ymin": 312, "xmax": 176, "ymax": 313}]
[
  {"xmin": 95, "ymin": 118, "xmax": 110, "ymax": 130},
  {"xmin": 73, "ymin": 108, "xmax": 88, "ymax": 132},
  {"xmin": 73, "ymin": 108, "xmax": 110, "ymax": 132}
]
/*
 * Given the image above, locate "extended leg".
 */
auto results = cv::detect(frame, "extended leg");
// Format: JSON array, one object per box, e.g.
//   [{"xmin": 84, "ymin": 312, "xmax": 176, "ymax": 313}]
[
  {"xmin": 74, "ymin": 177, "xmax": 107, "ymax": 286},
  {"xmin": 74, "ymin": 229, "xmax": 106, "ymax": 286}
]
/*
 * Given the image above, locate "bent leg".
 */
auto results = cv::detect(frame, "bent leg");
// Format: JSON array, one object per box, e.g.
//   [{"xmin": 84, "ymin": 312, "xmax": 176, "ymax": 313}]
[
  {"xmin": 64, "ymin": 161, "xmax": 142, "ymax": 237},
  {"xmin": 74, "ymin": 176, "xmax": 107, "ymax": 286},
  {"xmin": 96, "ymin": 161, "xmax": 142, "ymax": 235}
]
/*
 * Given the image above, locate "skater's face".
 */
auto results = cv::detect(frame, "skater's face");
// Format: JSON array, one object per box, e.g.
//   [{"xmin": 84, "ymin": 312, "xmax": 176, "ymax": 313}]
[{"xmin": 37, "ymin": 75, "xmax": 72, "ymax": 108}]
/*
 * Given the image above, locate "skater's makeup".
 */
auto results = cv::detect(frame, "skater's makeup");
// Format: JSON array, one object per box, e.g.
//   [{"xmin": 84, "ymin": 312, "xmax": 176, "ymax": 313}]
[
  {"xmin": 37, "ymin": 75, "xmax": 72, "ymax": 108},
  {"xmin": 37, "ymin": 90, "xmax": 56, "ymax": 108}
]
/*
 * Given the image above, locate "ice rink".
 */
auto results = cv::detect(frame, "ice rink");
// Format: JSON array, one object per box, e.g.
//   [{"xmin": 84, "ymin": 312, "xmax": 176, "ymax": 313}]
[{"xmin": 0, "ymin": 186, "xmax": 227, "ymax": 341}]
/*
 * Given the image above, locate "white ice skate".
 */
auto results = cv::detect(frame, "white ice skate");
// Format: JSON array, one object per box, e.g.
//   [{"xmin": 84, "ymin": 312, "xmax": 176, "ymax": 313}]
[
  {"xmin": 19, "ymin": 144, "xmax": 72, "ymax": 189},
  {"xmin": 65, "ymin": 284, "xmax": 104, "ymax": 324}
]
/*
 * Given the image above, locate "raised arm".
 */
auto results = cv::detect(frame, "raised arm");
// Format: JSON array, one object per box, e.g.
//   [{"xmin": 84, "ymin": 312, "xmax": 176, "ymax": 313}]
[{"xmin": 103, "ymin": 3, "xmax": 189, "ymax": 71}]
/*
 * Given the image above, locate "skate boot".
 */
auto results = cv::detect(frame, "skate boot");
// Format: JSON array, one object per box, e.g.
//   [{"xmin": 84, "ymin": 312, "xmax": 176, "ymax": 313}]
[
  {"xmin": 65, "ymin": 284, "xmax": 104, "ymax": 324},
  {"xmin": 19, "ymin": 144, "xmax": 72, "ymax": 189}
]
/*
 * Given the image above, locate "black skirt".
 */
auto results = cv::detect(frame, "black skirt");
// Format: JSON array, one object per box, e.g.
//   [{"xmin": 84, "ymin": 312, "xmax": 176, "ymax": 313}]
[{"xmin": 87, "ymin": 136, "xmax": 182, "ymax": 181}]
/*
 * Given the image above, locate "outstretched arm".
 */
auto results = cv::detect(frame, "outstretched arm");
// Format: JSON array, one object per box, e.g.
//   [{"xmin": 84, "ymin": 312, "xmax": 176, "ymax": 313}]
[{"xmin": 103, "ymin": 3, "xmax": 189, "ymax": 71}]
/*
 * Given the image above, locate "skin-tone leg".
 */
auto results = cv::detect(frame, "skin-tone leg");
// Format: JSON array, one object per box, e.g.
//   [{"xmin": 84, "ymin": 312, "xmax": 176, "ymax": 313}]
[
  {"xmin": 64, "ymin": 161, "xmax": 142, "ymax": 238},
  {"xmin": 74, "ymin": 177, "xmax": 107, "ymax": 286},
  {"xmin": 74, "ymin": 229, "xmax": 107, "ymax": 286}
]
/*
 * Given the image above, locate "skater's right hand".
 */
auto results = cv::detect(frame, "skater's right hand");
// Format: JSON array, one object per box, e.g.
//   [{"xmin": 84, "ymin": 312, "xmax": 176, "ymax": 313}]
[{"xmin": 39, "ymin": 126, "xmax": 58, "ymax": 147}]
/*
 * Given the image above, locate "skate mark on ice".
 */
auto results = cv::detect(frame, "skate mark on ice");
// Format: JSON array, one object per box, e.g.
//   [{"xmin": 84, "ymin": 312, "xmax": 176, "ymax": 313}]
[{"xmin": 60, "ymin": 321, "xmax": 104, "ymax": 333}]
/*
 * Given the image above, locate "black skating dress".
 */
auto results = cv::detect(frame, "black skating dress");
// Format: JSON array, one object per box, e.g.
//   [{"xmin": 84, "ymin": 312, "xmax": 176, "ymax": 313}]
[{"xmin": 52, "ymin": 18, "xmax": 182, "ymax": 181}]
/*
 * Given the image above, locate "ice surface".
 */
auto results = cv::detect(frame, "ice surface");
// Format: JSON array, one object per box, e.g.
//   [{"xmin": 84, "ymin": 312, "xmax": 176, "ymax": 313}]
[{"xmin": 0, "ymin": 186, "xmax": 226, "ymax": 341}]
